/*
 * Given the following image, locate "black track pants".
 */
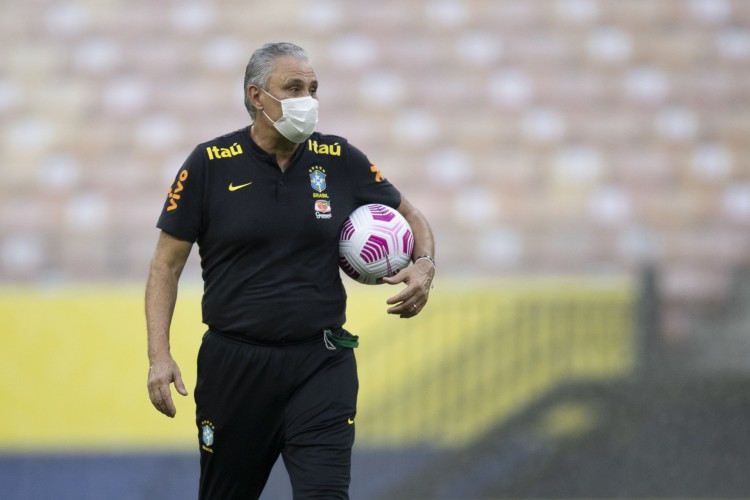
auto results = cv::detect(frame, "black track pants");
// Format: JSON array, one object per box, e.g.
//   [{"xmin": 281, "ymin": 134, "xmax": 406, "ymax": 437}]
[{"xmin": 195, "ymin": 330, "xmax": 358, "ymax": 500}]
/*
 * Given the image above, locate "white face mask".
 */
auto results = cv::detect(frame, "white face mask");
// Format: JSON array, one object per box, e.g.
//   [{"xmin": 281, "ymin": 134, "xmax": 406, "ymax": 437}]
[{"xmin": 261, "ymin": 89, "xmax": 319, "ymax": 143}]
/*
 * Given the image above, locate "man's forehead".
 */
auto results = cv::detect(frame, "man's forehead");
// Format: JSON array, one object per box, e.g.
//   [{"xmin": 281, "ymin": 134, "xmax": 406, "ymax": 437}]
[{"xmin": 270, "ymin": 56, "xmax": 316, "ymax": 83}]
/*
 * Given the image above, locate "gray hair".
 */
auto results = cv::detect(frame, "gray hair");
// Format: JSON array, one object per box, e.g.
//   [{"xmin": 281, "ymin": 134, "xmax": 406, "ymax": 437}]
[{"xmin": 243, "ymin": 42, "xmax": 310, "ymax": 120}]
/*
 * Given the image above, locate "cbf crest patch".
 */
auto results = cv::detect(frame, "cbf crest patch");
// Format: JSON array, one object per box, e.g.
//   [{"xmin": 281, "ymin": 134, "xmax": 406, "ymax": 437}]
[
  {"xmin": 309, "ymin": 166, "xmax": 327, "ymax": 193},
  {"xmin": 200, "ymin": 420, "xmax": 215, "ymax": 453}
]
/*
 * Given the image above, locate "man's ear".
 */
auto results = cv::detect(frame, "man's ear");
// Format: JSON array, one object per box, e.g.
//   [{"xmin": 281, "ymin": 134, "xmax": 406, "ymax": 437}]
[{"xmin": 247, "ymin": 86, "xmax": 263, "ymax": 113}]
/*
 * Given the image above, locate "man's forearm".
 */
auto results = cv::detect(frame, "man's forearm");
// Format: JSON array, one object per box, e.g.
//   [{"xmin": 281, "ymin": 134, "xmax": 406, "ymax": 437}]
[
  {"xmin": 410, "ymin": 214, "xmax": 435, "ymax": 263},
  {"xmin": 400, "ymin": 203, "xmax": 435, "ymax": 263},
  {"xmin": 146, "ymin": 231, "xmax": 192, "ymax": 361},
  {"xmin": 145, "ymin": 262, "xmax": 180, "ymax": 362}
]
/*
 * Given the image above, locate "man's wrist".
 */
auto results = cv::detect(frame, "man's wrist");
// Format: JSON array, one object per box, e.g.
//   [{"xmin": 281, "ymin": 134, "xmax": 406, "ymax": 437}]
[
  {"xmin": 148, "ymin": 343, "xmax": 173, "ymax": 364},
  {"xmin": 414, "ymin": 255, "xmax": 436, "ymax": 270},
  {"xmin": 414, "ymin": 255, "xmax": 436, "ymax": 290}
]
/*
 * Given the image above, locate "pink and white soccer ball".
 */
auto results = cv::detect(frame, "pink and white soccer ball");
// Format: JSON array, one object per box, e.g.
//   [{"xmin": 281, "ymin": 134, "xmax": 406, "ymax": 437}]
[{"xmin": 339, "ymin": 204, "xmax": 414, "ymax": 285}]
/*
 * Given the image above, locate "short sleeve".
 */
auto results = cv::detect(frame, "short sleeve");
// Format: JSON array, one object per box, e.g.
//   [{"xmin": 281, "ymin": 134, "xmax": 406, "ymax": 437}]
[
  {"xmin": 156, "ymin": 146, "xmax": 205, "ymax": 243},
  {"xmin": 346, "ymin": 143, "xmax": 402, "ymax": 208}
]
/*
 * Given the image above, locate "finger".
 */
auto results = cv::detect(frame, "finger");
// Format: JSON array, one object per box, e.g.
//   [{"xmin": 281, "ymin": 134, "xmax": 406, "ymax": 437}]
[
  {"xmin": 153, "ymin": 397, "xmax": 168, "ymax": 416},
  {"xmin": 174, "ymin": 372, "xmax": 189, "ymax": 396},
  {"xmin": 148, "ymin": 385, "xmax": 160, "ymax": 411},
  {"xmin": 397, "ymin": 302, "xmax": 421, "ymax": 318},
  {"xmin": 148, "ymin": 380, "xmax": 166, "ymax": 413},
  {"xmin": 386, "ymin": 286, "xmax": 414, "ymax": 305},
  {"xmin": 388, "ymin": 286, "xmax": 429, "ymax": 307},
  {"xmin": 387, "ymin": 303, "xmax": 405, "ymax": 314},
  {"xmin": 407, "ymin": 301, "xmax": 427, "ymax": 317},
  {"xmin": 158, "ymin": 385, "xmax": 177, "ymax": 417},
  {"xmin": 150, "ymin": 385, "xmax": 168, "ymax": 415},
  {"xmin": 388, "ymin": 299, "xmax": 419, "ymax": 315},
  {"xmin": 388, "ymin": 297, "xmax": 412, "ymax": 311},
  {"xmin": 382, "ymin": 269, "xmax": 407, "ymax": 285},
  {"xmin": 150, "ymin": 393, "xmax": 169, "ymax": 417}
]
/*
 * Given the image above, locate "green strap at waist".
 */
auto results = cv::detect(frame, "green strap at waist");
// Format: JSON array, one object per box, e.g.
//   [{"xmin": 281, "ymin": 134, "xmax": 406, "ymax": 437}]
[{"xmin": 324, "ymin": 329, "xmax": 359, "ymax": 348}]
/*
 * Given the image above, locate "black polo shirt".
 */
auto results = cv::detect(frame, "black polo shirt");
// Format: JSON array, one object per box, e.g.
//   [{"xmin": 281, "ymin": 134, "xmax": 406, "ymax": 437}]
[{"xmin": 157, "ymin": 127, "xmax": 401, "ymax": 343}]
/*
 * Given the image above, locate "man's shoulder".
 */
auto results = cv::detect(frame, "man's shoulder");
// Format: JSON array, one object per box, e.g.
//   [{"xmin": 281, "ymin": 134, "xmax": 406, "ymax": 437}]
[
  {"xmin": 197, "ymin": 128, "xmax": 247, "ymax": 148},
  {"xmin": 193, "ymin": 128, "xmax": 248, "ymax": 162},
  {"xmin": 309, "ymin": 131, "xmax": 348, "ymax": 144},
  {"xmin": 305, "ymin": 132, "xmax": 354, "ymax": 159}
]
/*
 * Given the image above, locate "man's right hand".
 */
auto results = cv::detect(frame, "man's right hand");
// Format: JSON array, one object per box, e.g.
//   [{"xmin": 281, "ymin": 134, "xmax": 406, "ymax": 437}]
[{"xmin": 147, "ymin": 356, "xmax": 188, "ymax": 418}]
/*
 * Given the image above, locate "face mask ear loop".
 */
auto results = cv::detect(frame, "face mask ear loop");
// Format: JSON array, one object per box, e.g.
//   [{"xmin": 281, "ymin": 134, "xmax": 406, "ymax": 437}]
[
  {"xmin": 260, "ymin": 88, "xmax": 281, "ymax": 125},
  {"xmin": 261, "ymin": 88, "xmax": 281, "ymax": 102},
  {"xmin": 262, "ymin": 109, "xmax": 277, "ymax": 126}
]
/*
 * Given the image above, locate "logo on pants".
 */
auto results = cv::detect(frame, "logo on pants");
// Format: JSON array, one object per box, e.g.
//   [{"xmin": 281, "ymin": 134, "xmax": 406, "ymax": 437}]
[{"xmin": 201, "ymin": 420, "xmax": 215, "ymax": 453}]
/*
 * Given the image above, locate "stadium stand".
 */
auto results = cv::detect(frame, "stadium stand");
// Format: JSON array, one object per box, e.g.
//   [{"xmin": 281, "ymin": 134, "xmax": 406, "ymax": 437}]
[{"xmin": 2, "ymin": 0, "xmax": 749, "ymax": 298}]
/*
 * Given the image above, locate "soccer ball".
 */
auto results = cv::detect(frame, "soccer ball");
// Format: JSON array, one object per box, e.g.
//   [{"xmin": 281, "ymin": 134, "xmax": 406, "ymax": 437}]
[{"xmin": 339, "ymin": 204, "xmax": 414, "ymax": 285}]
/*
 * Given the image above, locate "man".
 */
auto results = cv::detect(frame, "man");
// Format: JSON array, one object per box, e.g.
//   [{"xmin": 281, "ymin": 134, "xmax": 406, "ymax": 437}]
[{"xmin": 146, "ymin": 42, "xmax": 435, "ymax": 499}]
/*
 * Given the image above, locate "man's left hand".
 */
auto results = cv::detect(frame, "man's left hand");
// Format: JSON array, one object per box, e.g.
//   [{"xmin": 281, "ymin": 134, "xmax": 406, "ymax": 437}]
[{"xmin": 382, "ymin": 259, "xmax": 435, "ymax": 318}]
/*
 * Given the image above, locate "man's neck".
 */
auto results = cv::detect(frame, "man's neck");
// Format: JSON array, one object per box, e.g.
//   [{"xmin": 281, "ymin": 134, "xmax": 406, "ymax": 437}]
[{"xmin": 250, "ymin": 123, "xmax": 298, "ymax": 156}]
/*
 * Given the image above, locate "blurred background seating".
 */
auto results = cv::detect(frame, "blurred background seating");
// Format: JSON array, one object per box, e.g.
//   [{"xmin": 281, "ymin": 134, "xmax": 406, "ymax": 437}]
[{"xmin": 2, "ymin": 0, "xmax": 748, "ymax": 321}]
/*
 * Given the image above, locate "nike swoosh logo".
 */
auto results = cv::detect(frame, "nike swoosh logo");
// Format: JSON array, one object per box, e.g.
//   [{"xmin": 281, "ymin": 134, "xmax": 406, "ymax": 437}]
[
  {"xmin": 347, "ymin": 418, "xmax": 355, "ymax": 425},
  {"xmin": 228, "ymin": 182, "xmax": 252, "ymax": 191}
]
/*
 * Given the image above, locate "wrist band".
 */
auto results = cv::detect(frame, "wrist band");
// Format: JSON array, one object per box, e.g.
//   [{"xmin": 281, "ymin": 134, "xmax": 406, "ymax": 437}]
[{"xmin": 415, "ymin": 255, "xmax": 437, "ymax": 269}]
